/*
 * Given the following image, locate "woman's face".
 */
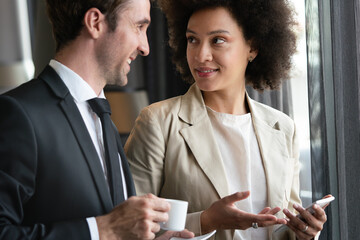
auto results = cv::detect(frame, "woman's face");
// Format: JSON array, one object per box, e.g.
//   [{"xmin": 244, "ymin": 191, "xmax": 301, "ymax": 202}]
[{"xmin": 186, "ymin": 7, "xmax": 255, "ymax": 93}]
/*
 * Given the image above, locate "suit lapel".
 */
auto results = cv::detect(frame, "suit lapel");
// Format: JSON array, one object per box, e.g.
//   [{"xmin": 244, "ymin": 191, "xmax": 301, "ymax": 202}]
[
  {"xmin": 114, "ymin": 125, "xmax": 136, "ymax": 198},
  {"xmin": 40, "ymin": 66, "xmax": 113, "ymax": 212},
  {"xmin": 247, "ymin": 96, "xmax": 290, "ymax": 208},
  {"xmin": 178, "ymin": 85, "xmax": 230, "ymax": 199}
]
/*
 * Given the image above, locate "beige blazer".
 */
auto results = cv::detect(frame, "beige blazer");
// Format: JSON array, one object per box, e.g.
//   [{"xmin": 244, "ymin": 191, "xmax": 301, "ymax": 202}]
[{"xmin": 125, "ymin": 84, "xmax": 301, "ymax": 240}]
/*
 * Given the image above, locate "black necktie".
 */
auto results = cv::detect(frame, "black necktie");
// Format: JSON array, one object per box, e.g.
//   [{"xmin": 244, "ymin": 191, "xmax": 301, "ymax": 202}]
[{"xmin": 88, "ymin": 98, "xmax": 124, "ymax": 205}]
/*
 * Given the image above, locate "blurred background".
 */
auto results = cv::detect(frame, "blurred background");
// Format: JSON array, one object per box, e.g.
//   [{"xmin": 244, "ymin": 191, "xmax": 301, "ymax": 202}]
[
  {"xmin": 0, "ymin": 0, "xmax": 300, "ymax": 153},
  {"xmin": 1, "ymin": 1, "xmax": 359, "ymax": 239}
]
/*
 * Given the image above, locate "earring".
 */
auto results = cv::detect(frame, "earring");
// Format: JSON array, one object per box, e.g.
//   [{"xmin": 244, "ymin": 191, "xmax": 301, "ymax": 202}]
[{"xmin": 249, "ymin": 56, "xmax": 254, "ymax": 62}]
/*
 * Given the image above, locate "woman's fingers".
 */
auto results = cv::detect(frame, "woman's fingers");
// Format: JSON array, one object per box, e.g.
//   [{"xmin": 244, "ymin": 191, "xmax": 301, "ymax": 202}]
[
  {"xmin": 258, "ymin": 207, "xmax": 272, "ymax": 214},
  {"xmin": 257, "ymin": 206, "xmax": 286, "ymax": 226},
  {"xmin": 222, "ymin": 191, "xmax": 250, "ymax": 205},
  {"xmin": 283, "ymin": 203, "xmax": 327, "ymax": 240},
  {"xmin": 312, "ymin": 204, "xmax": 327, "ymax": 223}
]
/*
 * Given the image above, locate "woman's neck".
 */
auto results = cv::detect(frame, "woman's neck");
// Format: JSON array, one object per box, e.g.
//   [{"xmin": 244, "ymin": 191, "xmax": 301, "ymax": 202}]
[{"xmin": 202, "ymin": 87, "xmax": 249, "ymax": 115}]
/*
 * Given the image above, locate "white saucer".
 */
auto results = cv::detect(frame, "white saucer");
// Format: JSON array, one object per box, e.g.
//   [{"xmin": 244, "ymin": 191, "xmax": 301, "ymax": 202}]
[{"xmin": 170, "ymin": 230, "xmax": 216, "ymax": 240}]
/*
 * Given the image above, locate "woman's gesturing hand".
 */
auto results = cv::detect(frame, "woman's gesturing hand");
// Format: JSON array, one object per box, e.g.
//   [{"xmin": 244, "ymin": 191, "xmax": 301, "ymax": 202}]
[{"xmin": 200, "ymin": 191, "xmax": 287, "ymax": 234}]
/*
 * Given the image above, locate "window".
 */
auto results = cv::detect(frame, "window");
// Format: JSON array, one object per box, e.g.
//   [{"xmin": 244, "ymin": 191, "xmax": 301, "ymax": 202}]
[{"xmin": 289, "ymin": 0, "xmax": 312, "ymax": 208}]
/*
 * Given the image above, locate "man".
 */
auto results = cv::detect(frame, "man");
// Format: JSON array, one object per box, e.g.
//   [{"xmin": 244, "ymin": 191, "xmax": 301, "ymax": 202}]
[{"xmin": 0, "ymin": 0, "xmax": 193, "ymax": 239}]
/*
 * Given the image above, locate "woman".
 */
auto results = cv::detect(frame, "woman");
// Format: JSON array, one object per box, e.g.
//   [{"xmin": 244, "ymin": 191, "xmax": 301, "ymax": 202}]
[{"xmin": 125, "ymin": 0, "xmax": 328, "ymax": 239}]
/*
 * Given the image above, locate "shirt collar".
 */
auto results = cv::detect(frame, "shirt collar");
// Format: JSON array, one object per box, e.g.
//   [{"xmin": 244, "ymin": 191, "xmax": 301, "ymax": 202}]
[{"xmin": 49, "ymin": 59, "xmax": 105, "ymax": 102}]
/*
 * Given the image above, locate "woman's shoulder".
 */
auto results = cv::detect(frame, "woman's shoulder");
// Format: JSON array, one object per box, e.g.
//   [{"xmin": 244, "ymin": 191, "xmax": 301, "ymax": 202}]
[
  {"xmin": 140, "ymin": 95, "xmax": 183, "ymax": 119},
  {"xmin": 249, "ymin": 98, "xmax": 296, "ymax": 133},
  {"xmin": 251, "ymin": 100, "xmax": 293, "ymax": 120},
  {"xmin": 141, "ymin": 84, "xmax": 200, "ymax": 119}
]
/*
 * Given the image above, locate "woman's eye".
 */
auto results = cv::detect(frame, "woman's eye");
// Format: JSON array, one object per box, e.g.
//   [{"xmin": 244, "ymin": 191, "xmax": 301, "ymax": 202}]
[
  {"xmin": 187, "ymin": 37, "xmax": 196, "ymax": 43},
  {"xmin": 213, "ymin": 38, "xmax": 225, "ymax": 44},
  {"xmin": 214, "ymin": 38, "xmax": 225, "ymax": 44}
]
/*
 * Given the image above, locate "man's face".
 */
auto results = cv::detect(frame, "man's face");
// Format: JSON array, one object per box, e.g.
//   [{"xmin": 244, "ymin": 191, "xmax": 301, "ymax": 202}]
[{"xmin": 95, "ymin": 0, "xmax": 151, "ymax": 86}]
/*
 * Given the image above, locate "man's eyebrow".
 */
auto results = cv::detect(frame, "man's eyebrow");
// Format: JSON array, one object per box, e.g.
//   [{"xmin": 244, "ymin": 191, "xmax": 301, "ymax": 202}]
[
  {"xmin": 186, "ymin": 28, "xmax": 230, "ymax": 35},
  {"xmin": 137, "ymin": 19, "xmax": 151, "ymax": 25}
]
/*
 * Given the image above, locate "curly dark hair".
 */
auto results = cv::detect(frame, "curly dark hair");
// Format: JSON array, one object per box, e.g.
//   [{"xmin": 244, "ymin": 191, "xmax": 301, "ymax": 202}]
[{"xmin": 156, "ymin": 0, "xmax": 297, "ymax": 90}]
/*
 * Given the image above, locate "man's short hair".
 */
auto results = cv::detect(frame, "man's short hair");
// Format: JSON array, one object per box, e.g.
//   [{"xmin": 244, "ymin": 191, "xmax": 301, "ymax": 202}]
[{"xmin": 46, "ymin": 0, "xmax": 130, "ymax": 52}]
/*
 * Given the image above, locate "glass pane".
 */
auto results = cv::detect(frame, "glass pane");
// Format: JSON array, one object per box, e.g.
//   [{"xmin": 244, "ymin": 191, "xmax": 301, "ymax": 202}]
[{"xmin": 289, "ymin": 0, "xmax": 312, "ymax": 207}]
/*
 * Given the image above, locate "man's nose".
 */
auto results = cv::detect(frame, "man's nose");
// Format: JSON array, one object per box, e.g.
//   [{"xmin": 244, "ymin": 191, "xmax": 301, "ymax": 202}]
[{"xmin": 138, "ymin": 34, "xmax": 150, "ymax": 56}]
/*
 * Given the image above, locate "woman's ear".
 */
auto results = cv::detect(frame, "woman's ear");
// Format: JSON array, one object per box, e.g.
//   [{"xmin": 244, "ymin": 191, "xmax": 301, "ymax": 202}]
[
  {"xmin": 83, "ymin": 8, "xmax": 106, "ymax": 39},
  {"xmin": 249, "ymin": 48, "xmax": 258, "ymax": 61},
  {"xmin": 247, "ymin": 39, "xmax": 258, "ymax": 62}
]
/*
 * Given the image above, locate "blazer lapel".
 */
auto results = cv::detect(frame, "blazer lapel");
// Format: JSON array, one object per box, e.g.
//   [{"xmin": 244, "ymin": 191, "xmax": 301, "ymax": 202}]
[
  {"xmin": 247, "ymin": 95, "xmax": 290, "ymax": 208},
  {"xmin": 40, "ymin": 66, "xmax": 113, "ymax": 212},
  {"xmin": 178, "ymin": 84, "xmax": 230, "ymax": 199}
]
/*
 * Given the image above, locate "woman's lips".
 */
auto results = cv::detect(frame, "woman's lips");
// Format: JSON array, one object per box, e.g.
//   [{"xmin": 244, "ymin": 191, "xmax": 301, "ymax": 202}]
[{"xmin": 195, "ymin": 68, "xmax": 218, "ymax": 78}]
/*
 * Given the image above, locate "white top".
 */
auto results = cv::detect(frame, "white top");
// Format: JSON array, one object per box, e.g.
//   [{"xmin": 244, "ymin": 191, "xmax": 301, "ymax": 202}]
[
  {"xmin": 49, "ymin": 60, "xmax": 128, "ymax": 240},
  {"xmin": 207, "ymin": 106, "xmax": 268, "ymax": 240}
]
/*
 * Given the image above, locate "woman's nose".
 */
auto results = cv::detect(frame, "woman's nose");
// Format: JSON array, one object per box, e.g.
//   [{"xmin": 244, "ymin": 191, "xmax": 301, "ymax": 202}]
[{"xmin": 195, "ymin": 43, "xmax": 213, "ymax": 62}]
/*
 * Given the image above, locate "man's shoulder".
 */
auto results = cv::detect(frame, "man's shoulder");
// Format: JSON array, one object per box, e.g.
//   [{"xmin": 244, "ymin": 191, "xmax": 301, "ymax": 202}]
[
  {"xmin": 3, "ymin": 78, "xmax": 44, "ymax": 97},
  {"xmin": 1, "ymin": 79, "xmax": 53, "ymax": 112},
  {"xmin": 2, "ymin": 65, "xmax": 64, "ymax": 102},
  {"xmin": 0, "ymin": 71, "xmax": 61, "ymax": 120}
]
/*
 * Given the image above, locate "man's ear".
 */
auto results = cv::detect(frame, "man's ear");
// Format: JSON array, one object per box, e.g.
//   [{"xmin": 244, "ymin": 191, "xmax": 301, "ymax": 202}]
[{"xmin": 83, "ymin": 8, "xmax": 106, "ymax": 39}]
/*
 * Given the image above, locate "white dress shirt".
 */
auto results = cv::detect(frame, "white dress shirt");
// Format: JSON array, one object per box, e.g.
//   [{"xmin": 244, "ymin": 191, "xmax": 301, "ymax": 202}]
[
  {"xmin": 49, "ymin": 60, "xmax": 128, "ymax": 240},
  {"xmin": 207, "ymin": 107, "xmax": 268, "ymax": 240}
]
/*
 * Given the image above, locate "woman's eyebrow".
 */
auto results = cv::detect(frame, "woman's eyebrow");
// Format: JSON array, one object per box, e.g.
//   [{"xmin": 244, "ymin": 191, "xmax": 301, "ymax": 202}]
[{"xmin": 186, "ymin": 28, "xmax": 230, "ymax": 35}]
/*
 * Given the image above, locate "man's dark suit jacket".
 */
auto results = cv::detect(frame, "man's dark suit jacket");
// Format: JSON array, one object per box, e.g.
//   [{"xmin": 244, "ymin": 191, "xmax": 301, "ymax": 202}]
[{"xmin": 0, "ymin": 66, "xmax": 136, "ymax": 239}]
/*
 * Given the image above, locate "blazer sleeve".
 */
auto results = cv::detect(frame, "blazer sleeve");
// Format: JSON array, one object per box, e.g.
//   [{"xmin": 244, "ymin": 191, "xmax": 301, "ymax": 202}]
[
  {"xmin": 125, "ymin": 107, "xmax": 205, "ymax": 236},
  {"xmin": 124, "ymin": 107, "xmax": 165, "ymax": 196},
  {"xmin": 288, "ymin": 124, "xmax": 320, "ymax": 240},
  {"xmin": 286, "ymin": 121, "xmax": 301, "ymax": 213},
  {"xmin": 273, "ymin": 122, "xmax": 321, "ymax": 240},
  {"xmin": 0, "ymin": 96, "xmax": 90, "ymax": 240},
  {"xmin": 272, "ymin": 122, "xmax": 301, "ymax": 240}
]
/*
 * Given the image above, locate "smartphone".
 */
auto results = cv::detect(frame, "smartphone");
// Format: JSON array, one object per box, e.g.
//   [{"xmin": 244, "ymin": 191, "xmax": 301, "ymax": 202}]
[
  {"xmin": 299, "ymin": 196, "xmax": 335, "ymax": 218},
  {"xmin": 274, "ymin": 196, "xmax": 335, "ymax": 233}
]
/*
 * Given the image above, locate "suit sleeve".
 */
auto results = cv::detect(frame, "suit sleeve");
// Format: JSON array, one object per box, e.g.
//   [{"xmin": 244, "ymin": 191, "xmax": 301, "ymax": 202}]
[{"xmin": 0, "ymin": 96, "xmax": 90, "ymax": 240}]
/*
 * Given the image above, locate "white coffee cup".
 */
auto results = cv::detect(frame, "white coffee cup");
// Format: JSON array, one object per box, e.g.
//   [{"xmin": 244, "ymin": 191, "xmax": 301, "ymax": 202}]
[{"xmin": 160, "ymin": 199, "xmax": 188, "ymax": 231}]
